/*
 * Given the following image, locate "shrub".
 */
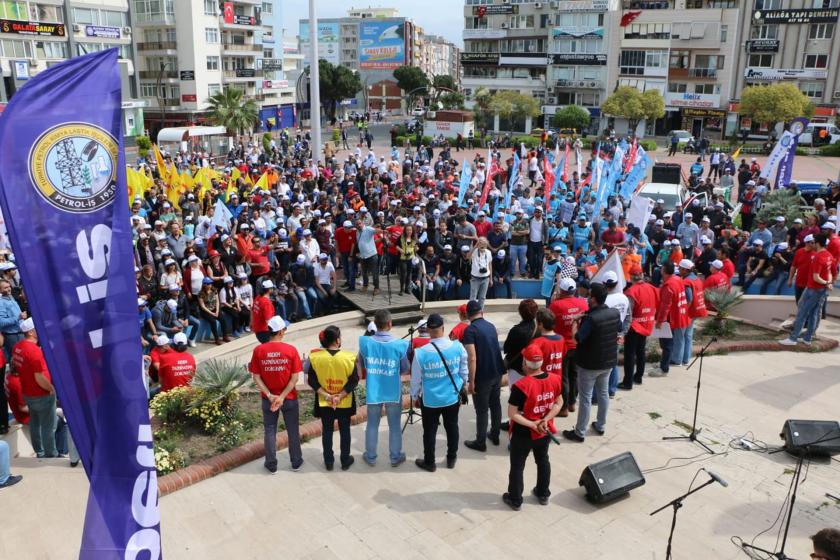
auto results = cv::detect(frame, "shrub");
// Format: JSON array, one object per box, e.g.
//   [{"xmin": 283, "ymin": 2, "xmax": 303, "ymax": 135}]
[
  {"xmin": 820, "ymin": 142, "xmax": 840, "ymax": 156},
  {"xmin": 331, "ymin": 128, "xmax": 340, "ymax": 143},
  {"xmin": 136, "ymin": 135, "xmax": 152, "ymax": 158},
  {"xmin": 756, "ymin": 188, "xmax": 806, "ymax": 225},
  {"xmin": 154, "ymin": 447, "xmax": 186, "ymax": 475},
  {"xmin": 703, "ymin": 288, "xmax": 743, "ymax": 338},
  {"xmin": 149, "ymin": 386, "xmax": 193, "ymax": 424},
  {"xmin": 190, "ymin": 358, "xmax": 252, "ymax": 408},
  {"xmin": 639, "ymin": 140, "xmax": 658, "ymax": 151},
  {"xmin": 262, "ymin": 132, "xmax": 272, "ymax": 153}
]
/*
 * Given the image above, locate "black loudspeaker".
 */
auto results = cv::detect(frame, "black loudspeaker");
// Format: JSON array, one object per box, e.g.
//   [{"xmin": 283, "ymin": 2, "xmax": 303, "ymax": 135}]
[
  {"xmin": 781, "ymin": 420, "xmax": 840, "ymax": 457},
  {"xmin": 579, "ymin": 451, "xmax": 646, "ymax": 504},
  {"xmin": 651, "ymin": 163, "xmax": 682, "ymax": 185}
]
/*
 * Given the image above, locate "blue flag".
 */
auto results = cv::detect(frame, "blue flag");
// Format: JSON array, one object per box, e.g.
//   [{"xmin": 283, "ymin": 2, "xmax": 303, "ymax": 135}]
[
  {"xmin": 621, "ymin": 150, "xmax": 652, "ymax": 199},
  {"xmin": 504, "ymin": 152, "xmax": 520, "ymax": 209},
  {"xmin": 0, "ymin": 50, "xmax": 161, "ymax": 558},
  {"xmin": 458, "ymin": 159, "xmax": 472, "ymax": 207}
]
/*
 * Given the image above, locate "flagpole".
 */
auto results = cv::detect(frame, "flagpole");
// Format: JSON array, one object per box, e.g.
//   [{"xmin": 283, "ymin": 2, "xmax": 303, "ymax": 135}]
[{"xmin": 308, "ymin": 0, "xmax": 322, "ymax": 165}]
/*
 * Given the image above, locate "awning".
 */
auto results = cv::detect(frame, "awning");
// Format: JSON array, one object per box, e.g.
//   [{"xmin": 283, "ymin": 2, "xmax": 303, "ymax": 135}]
[{"xmin": 157, "ymin": 126, "xmax": 227, "ymax": 143}]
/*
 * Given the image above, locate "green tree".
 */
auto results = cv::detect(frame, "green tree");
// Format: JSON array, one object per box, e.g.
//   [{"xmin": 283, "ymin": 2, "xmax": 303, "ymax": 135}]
[
  {"xmin": 551, "ymin": 105, "xmax": 591, "ymax": 131},
  {"xmin": 432, "ymin": 74, "xmax": 457, "ymax": 91},
  {"xmin": 135, "ymin": 135, "xmax": 152, "ymax": 158},
  {"xmin": 739, "ymin": 83, "xmax": 815, "ymax": 129},
  {"xmin": 393, "ymin": 65, "xmax": 429, "ymax": 109},
  {"xmin": 315, "ymin": 59, "xmax": 363, "ymax": 122},
  {"xmin": 641, "ymin": 89, "xmax": 666, "ymax": 122},
  {"xmin": 207, "ymin": 88, "xmax": 259, "ymax": 136},
  {"xmin": 488, "ymin": 90, "xmax": 541, "ymax": 120},
  {"xmin": 601, "ymin": 86, "xmax": 645, "ymax": 133},
  {"xmin": 438, "ymin": 91, "xmax": 465, "ymax": 110}
]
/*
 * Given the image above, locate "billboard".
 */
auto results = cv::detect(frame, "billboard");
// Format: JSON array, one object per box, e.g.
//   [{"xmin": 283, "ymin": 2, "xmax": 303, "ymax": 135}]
[
  {"xmin": 299, "ymin": 21, "xmax": 340, "ymax": 66},
  {"xmin": 359, "ymin": 19, "xmax": 405, "ymax": 70}
]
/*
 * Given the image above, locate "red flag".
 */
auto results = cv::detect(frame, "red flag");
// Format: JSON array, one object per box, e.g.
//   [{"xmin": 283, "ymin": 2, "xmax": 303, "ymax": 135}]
[
  {"xmin": 576, "ymin": 174, "xmax": 592, "ymax": 200},
  {"xmin": 477, "ymin": 162, "xmax": 500, "ymax": 210},
  {"xmin": 624, "ymin": 139, "xmax": 638, "ymax": 174},
  {"xmin": 544, "ymin": 156, "xmax": 555, "ymax": 213},
  {"xmin": 620, "ymin": 11, "xmax": 642, "ymax": 27},
  {"xmin": 563, "ymin": 143, "xmax": 571, "ymax": 182}
]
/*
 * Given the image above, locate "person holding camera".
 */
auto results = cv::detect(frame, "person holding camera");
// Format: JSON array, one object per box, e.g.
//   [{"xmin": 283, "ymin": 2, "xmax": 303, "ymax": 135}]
[
  {"xmin": 410, "ymin": 313, "xmax": 468, "ymax": 472},
  {"xmin": 468, "ymin": 237, "xmax": 493, "ymax": 308}
]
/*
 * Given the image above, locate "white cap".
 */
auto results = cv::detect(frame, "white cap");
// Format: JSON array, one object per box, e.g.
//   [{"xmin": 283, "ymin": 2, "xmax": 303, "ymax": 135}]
[
  {"xmin": 240, "ymin": 223, "xmax": 251, "ymax": 229},
  {"xmin": 461, "ymin": 245, "xmax": 470, "ymax": 252},
  {"xmin": 238, "ymin": 272, "xmax": 248, "ymax": 279},
  {"xmin": 360, "ymin": 207, "xmax": 368, "ymax": 213},
  {"xmin": 685, "ymin": 212, "xmax": 693, "ymax": 218},
  {"xmin": 670, "ymin": 239, "xmax": 680, "ymax": 246},
  {"xmin": 187, "ymin": 255, "xmax": 200, "ymax": 263},
  {"xmin": 173, "ymin": 332, "xmax": 188, "ymax": 345},
  {"xmin": 711, "ymin": 259, "xmax": 723, "ymax": 269},
  {"xmin": 156, "ymin": 334, "xmax": 170, "ymax": 346},
  {"xmin": 296, "ymin": 254, "xmax": 306, "ymax": 264},
  {"xmin": 656, "ymin": 198, "xmax": 665, "ymax": 204},
  {"xmin": 400, "ymin": 217, "xmax": 409, "ymax": 225},
  {"xmin": 700, "ymin": 235, "xmax": 711, "ymax": 245},
  {"xmin": 679, "ymin": 259, "xmax": 695, "ymax": 270},
  {"xmin": 443, "ymin": 244, "xmax": 452, "ymax": 251},
  {"xmin": 701, "ymin": 216, "xmax": 710, "ymax": 222},
  {"xmin": 223, "ymin": 275, "xmax": 233, "ymax": 283},
  {"xmin": 559, "ymin": 277, "xmax": 576, "ymax": 292},
  {"xmin": 821, "ymin": 222, "xmax": 835, "ymax": 229},
  {"xmin": 775, "ymin": 216, "xmax": 785, "ymax": 222},
  {"xmin": 166, "ymin": 299, "xmax": 178, "ymax": 311},
  {"xmin": 20, "ymin": 317, "xmax": 35, "ymax": 333},
  {"xmin": 747, "ymin": 180, "xmax": 756, "ymax": 186},
  {"xmin": 137, "ymin": 297, "xmax": 147, "ymax": 306},
  {"xmin": 794, "ymin": 218, "xmax": 803, "ymax": 224},
  {"xmin": 478, "ymin": 210, "xmax": 486, "ymax": 217},
  {"xmin": 221, "ymin": 234, "xmax": 230, "ymax": 241},
  {"xmin": 367, "ymin": 321, "xmax": 377, "ymax": 334},
  {"xmin": 303, "ymin": 229, "xmax": 312, "ymax": 236},
  {"xmin": 804, "ymin": 234, "xmax": 815, "ymax": 242},
  {"xmin": 262, "ymin": 280, "xmax": 275, "ymax": 289},
  {"xmin": 319, "ymin": 253, "xmax": 328, "ymax": 260},
  {"xmin": 776, "ymin": 242, "xmax": 789, "ymax": 250},
  {"xmin": 164, "ymin": 258, "xmax": 176, "ymax": 266},
  {"xmin": 602, "ymin": 270, "xmax": 618, "ymax": 284},
  {"xmin": 752, "ymin": 239, "xmax": 764, "ymax": 246},
  {"xmin": 655, "ymin": 219, "xmax": 664, "ymax": 226},
  {"xmin": 267, "ymin": 316, "xmax": 287, "ymax": 333},
  {"xmin": 343, "ymin": 220, "xmax": 353, "ymax": 227}
]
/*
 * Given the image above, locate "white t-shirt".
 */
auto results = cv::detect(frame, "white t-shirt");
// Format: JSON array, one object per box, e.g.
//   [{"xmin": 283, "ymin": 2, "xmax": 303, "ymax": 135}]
[
  {"xmin": 606, "ymin": 292, "xmax": 630, "ymax": 322},
  {"xmin": 315, "ymin": 262, "xmax": 335, "ymax": 284},
  {"xmin": 470, "ymin": 249, "xmax": 492, "ymax": 278},
  {"xmin": 529, "ymin": 218, "xmax": 544, "ymax": 242}
]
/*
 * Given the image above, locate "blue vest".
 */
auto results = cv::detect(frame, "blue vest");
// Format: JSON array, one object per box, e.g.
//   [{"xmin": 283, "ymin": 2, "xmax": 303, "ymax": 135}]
[
  {"xmin": 359, "ymin": 336, "xmax": 409, "ymax": 404},
  {"xmin": 541, "ymin": 260, "xmax": 561, "ymax": 298},
  {"xmin": 573, "ymin": 224, "xmax": 591, "ymax": 252},
  {"xmin": 416, "ymin": 341, "xmax": 465, "ymax": 408}
]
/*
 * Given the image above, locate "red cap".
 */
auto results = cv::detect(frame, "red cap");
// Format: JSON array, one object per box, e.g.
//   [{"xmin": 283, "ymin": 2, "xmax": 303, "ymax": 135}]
[
  {"xmin": 208, "ymin": 250, "xmax": 219, "ymax": 257},
  {"xmin": 457, "ymin": 304, "xmax": 468, "ymax": 315},
  {"xmin": 522, "ymin": 344, "xmax": 544, "ymax": 363},
  {"xmin": 629, "ymin": 264, "xmax": 643, "ymax": 275}
]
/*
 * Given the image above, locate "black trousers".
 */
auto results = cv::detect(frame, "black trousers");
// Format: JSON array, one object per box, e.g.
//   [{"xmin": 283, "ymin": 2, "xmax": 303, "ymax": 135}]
[
  {"xmin": 561, "ymin": 348, "xmax": 578, "ymax": 409},
  {"xmin": 473, "ymin": 377, "xmax": 501, "ymax": 444},
  {"xmin": 421, "ymin": 402, "xmax": 460, "ymax": 463},
  {"xmin": 199, "ymin": 309, "xmax": 221, "ymax": 339},
  {"xmin": 0, "ymin": 364, "xmax": 7, "ymax": 431},
  {"xmin": 507, "ymin": 431, "xmax": 551, "ymax": 506},
  {"xmin": 527, "ymin": 241, "xmax": 544, "ymax": 278},
  {"xmin": 622, "ymin": 329, "xmax": 647, "ymax": 386},
  {"xmin": 320, "ymin": 408, "xmax": 352, "ymax": 467}
]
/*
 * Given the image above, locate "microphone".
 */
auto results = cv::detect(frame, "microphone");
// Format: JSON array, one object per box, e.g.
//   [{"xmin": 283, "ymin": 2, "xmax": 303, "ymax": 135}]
[
  {"xmin": 704, "ymin": 468, "xmax": 728, "ymax": 487},
  {"xmin": 710, "ymin": 336, "xmax": 718, "ymax": 342}
]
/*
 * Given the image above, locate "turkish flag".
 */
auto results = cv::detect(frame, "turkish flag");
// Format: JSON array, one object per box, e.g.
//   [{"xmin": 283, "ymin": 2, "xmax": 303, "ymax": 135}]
[
  {"xmin": 224, "ymin": 2, "xmax": 234, "ymax": 24},
  {"xmin": 620, "ymin": 11, "xmax": 642, "ymax": 27}
]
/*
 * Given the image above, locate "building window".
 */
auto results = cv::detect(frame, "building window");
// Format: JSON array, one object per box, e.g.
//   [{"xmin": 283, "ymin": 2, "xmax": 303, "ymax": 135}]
[
  {"xmin": 30, "ymin": 5, "xmax": 63, "ymax": 22},
  {"xmin": 619, "ymin": 50, "xmax": 645, "ymax": 75},
  {"xmin": 804, "ymin": 54, "xmax": 828, "ymax": 68},
  {"xmin": 694, "ymin": 83, "xmax": 720, "ymax": 94},
  {"xmin": 36, "ymin": 40, "xmax": 68, "ymax": 59},
  {"xmin": 0, "ymin": 1, "xmax": 26, "ymax": 19},
  {"xmin": 73, "ymin": 7, "xmax": 98, "ymax": 25},
  {"xmin": 205, "ymin": 28, "xmax": 220, "ymax": 43},
  {"xmin": 750, "ymin": 24, "xmax": 778, "ymax": 39},
  {"xmin": 133, "ymin": 0, "xmax": 175, "ymax": 23},
  {"xmin": 140, "ymin": 83, "xmax": 160, "ymax": 98},
  {"xmin": 720, "ymin": 24, "xmax": 728, "ymax": 42},
  {"xmin": 624, "ymin": 23, "xmax": 671, "ymax": 40},
  {"xmin": 208, "ymin": 83, "xmax": 222, "ymax": 97},
  {"xmin": 747, "ymin": 54, "xmax": 773, "ymax": 67},
  {"xmin": 553, "ymin": 37, "xmax": 601, "ymax": 53},
  {"xmin": 167, "ymin": 28, "xmax": 177, "ymax": 42},
  {"xmin": 77, "ymin": 42, "xmax": 104, "ymax": 56},
  {"xmin": 708, "ymin": 0, "xmax": 736, "ymax": 6},
  {"xmin": 466, "ymin": 16, "xmax": 488, "ymax": 29},
  {"xmin": 755, "ymin": 0, "xmax": 782, "ymax": 8},
  {"xmin": 668, "ymin": 82, "xmax": 688, "ymax": 93},
  {"xmin": 813, "ymin": 0, "xmax": 839, "ymax": 7},
  {"xmin": 670, "ymin": 50, "xmax": 689, "ymax": 68},
  {"xmin": 102, "ymin": 10, "xmax": 127, "ymax": 27},
  {"xmin": 695, "ymin": 54, "xmax": 724, "ymax": 69},
  {"xmin": 801, "ymin": 82, "xmax": 824, "ymax": 98},
  {"xmin": 646, "ymin": 51, "xmax": 667, "ymax": 68},
  {"xmin": 207, "ymin": 55, "xmax": 220, "ymax": 70},
  {"xmin": 808, "ymin": 23, "xmax": 834, "ymax": 39},
  {"xmin": 262, "ymin": 2, "xmax": 273, "ymax": 14},
  {"xmin": 508, "ymin": 15, "xmax": 535, "ymax": 29},
  {"xmin": 204, "ymin": 0, "xmax": 217, "ymax": 15},
  {"xmin": 0, "ymin": 38, "xmax": 33, "ymax": 58}
]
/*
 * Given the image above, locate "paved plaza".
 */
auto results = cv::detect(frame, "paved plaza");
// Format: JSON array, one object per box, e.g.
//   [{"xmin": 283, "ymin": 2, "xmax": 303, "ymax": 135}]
[{"xmin": 3, "ymin": 309, "xmax": 839, "ymax": 559}]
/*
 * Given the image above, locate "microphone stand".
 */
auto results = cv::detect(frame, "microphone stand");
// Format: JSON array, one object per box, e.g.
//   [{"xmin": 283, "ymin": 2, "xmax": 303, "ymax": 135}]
[
  {"xmin": 402, "ymin": 325, "xmax": 422, "ymax": 431},
  {"xmin": 663, "ymin": 336, "xmax": 716, "ymax": 454},
  {"xmin": 650, "ymin": 476, "xmax": 718, "ymax": 560}
]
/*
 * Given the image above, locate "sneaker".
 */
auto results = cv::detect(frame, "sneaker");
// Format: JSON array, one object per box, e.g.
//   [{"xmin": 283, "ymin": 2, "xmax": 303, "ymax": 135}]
[
  {"xmin": 0, "ymin": 475, "xmax": 22, "ymax": 489},
  {"xmin": 244, "ymin": 327, "xmax": 251, "ymax": 333},
  {"xmin": 500, "ymin": 421, "xmax": 510, "ymax": 431},
  {"xmin": 562, "ymin": 430, "xmax": 585, "ymax": 443},
  {"xmin": 464, "ymin": 440, "xmax": 487, "ymax": 452},
  {"xmin": 291, "ymin": 461, "xmax": 304, "ymax": 472},
  {"xmin": 391, "ymin": 454, "xmax": 406, "ymax": 468},
  {"xmin": 363, "ymin": 454, "xmax": 376, "ymax": 467},
  {"xmin": 188, "ymin": 340, "xmax": 197, "ymax": 348},
  {"xmin": 778, "ymin": 338, "xmax": 798, "ymax": 346},
  {"xmin": 608, "ymin": 394, "xmax": 615, "ymax": 399},
  {"xmin": 633, "ymin": 376, "xmax": 643, "ymax": 385},
  {"xmin": 264, "ymin": 463, "xmax": 277, "ymax": 475},
  {"xmin": 531, "ymin": 488, "xmax": 549, "ymax": 506},
  {"xmin": 325, "ymin": 462, "xmax": 334, "ymax": 471},
  {"xmin": 502, "ymin": 492, "xmax": 521, "ymax": 511},
  {"xmin": 415, "ymin": 458, "xmax": 437, "ymax": 472},
  {"xmin": 591, "ymin": 422, "xmax": 605, "ymax": 436},
  {"xmin": 648, "ymin": 367, "xmax": 668, "ymax": 377},
  {"xmin": 801, "ymin": 339, "xmax": 812, "ymax": 346},
  {"xmin": 340, "ymin": 456, "xmax": 355, "ymax": 471}
]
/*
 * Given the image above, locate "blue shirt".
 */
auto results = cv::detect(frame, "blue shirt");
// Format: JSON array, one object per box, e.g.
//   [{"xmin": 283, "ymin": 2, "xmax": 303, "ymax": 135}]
[
  {"xmin": 0, "ymin": 295, "xmax": 22, "ymax": 333},
  {"xmin": 462, "ymin": 317, "xmax": 504, "ymax": 381}
]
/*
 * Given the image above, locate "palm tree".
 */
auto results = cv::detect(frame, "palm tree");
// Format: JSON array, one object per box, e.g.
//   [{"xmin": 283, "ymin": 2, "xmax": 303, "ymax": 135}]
[
  {"xmin": 703, "ymin": 288, "xmax": 744, "ymax": 338},
  {"xmin": 207, "ymin": 88, "xmax": 259, "ymax": 136}
]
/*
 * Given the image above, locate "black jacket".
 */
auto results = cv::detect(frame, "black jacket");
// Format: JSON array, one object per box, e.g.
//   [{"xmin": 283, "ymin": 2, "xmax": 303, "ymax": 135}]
[{"xmin": 575, "ymin": 304, "xmax": 620, "ymax": 370}]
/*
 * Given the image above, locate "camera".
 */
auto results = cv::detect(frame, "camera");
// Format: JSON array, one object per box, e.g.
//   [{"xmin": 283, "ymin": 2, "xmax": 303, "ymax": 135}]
[{"xmin": 479, "ymin": 267, "xmax": 488, "ymax": 274}]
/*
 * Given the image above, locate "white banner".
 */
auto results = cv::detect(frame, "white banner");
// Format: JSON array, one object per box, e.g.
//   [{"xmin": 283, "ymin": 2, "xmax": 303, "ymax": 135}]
[
  {"xmin": 592, "ymin": 250, "xmax": 626, "ymax": 292},
  {"xmin": 744, "ymin": 67, "xmax": 828, "ymax": 80},
  {"xmin": 627, "ymin": 195, "xmax": 655, "ymax": 230},
  {"xmin": 760, "ymin": 130, "xmax": 794, "ymax": 180}
]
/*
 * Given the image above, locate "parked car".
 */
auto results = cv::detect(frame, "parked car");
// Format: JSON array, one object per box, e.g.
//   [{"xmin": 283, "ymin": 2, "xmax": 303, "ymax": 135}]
[
  {"xmin": 667, "ymin": 130, "xmax": 693, "ymax": 146},
  {"xmin": 412, "ymin": 107, "xmax": 426, "ymax": 118},
  {"xmin": 639, "ymin": 182, "xmax": 708, "ymax": 211},
  {"xmin": 798, "ymin": 123, "xmax": 840, "ymax": 147}
]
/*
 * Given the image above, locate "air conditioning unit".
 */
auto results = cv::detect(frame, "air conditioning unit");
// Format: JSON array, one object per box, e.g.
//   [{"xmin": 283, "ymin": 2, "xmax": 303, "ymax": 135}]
[
  {"xmin": 28, "ymin": 58, "xmax": 37, "ymax": 65},
  {"xmin": 588, "ymin": 81, "xmax": 598, "ymax": 88},
  {"xmin": 551, "ymin": 0, "xmax": 560, "ymax": 7},
  {"xmin": 123, "ymin": 26, "xmax": 132, "ymax": 35},
  {"xmin": 547, "ymin": 96, "xmax": 557, "ymax": 104},
  {"xmin": 500, "ymin": 22, "xmax": 508, "ymax": 28},
  {"xmin": 503, "ymin": 0, "xmax": 510, "ymax": 4},
  {"xmin": 834, "ymin": 90, "xmax": 840, "ymax": 99},
  {"xmin": 547, "ymin": 86, "xmax": 555, "ymax": 94},
  {"xmin": 73, "ymin": 24, "xmax": 81, "ymax": 32},
  {"xmin": 535, "ymin": 2, "xmax": 544, "ymax": 8}
]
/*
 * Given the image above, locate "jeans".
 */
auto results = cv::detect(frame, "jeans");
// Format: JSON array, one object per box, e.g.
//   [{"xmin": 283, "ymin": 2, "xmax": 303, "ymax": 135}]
[
  {"xmin": 760, "ymin": 269, "xmax": 786, "ymax": 295},
  {"xmin": 294, "ymin": 290, "xmax": 313, "ymax": 319},
  {"xmin": 473, "ymin": 376, "xmax": 502, "ymax": 445},
  {"xmin": 510, "ymin": 245, "xmax": 527, "ymax": 276},
  {"xmin": 421, "ymin": 402, "xmax": 460, "ymax": 463},
  {"xmin": 671, "ymin": 327, "xmax": 688, "ymax": 366},
  {"xmin": 493, "ymin": 276, "xmax": 513, "ymax": 299},
  {"xmin": 0, "ymin": 440, "xmax": 10, "ymax": 484},
  {"xmin": 340, "ymin": 253, "xmax": 356, "ymax": 288},
  {"xmin": 787, "ymin": 288, "xmax": 828, "ymax": 343},
  {"xmin": 622, "ymin": 330, "xmax": 647, "ymax": 386},
  {"xmin": 507, "ymin": 431, "xmax": 551, "ymax": 507},
  {"xmin": 361, "ymin": 255, "xmax": 380, "ymax": 290},
  {"xmin": 364, "ymin": 402, "xmax": 403, "ymax": 465},
  {"xmin": 54, "ymin": 415, "xmax": 79, "ymax": 463},
  {"xmin": 320, "ymin": 408, "xmax": 352, "ymax": 467},
  {"xmin": 317, "ymin": 284, "xmax": 334, "ymax": 314},
  {"xmin": 527, "ymin": 241, "xmax": 544, "ymax": 278},
  {"xmin": 261, "ymin": 397, "xmax": 302, "ymax": 470},
  {"xmin": 608, "ymin": 348, "xmax": 620, "ymax": 396},
  {"xmin": 469, "ymin": 276, "xmax": 489, "ymax": 308},
  {"xmin": 2, "ymin": 332, "xmax": 23, "ymax": 362},
  {"xmin": 24, "ymin": 394, "xmax": 58, "ymax": 458},
  {"xmin": 561, "ymin": 348, "xmax": 578, "ymax": 409},
  {"xmin": 186, "ymin": 315, "xmax": 200, "ymax": 340},
  {"xmin": 0, "ymin": 365, "xmax": 7, "ymax": 432},
  {"xmin": 681, "ymin": 320, "xmax": 695, "ymax": 365},
  {"xmin": 574, "ymin": 367, "xmax": 610, "ymax": 438}
]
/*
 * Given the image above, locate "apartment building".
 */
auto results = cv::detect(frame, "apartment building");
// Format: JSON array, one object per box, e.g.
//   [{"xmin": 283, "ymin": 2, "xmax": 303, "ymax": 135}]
[
  {"xmin": 731, "ymin": 0, "xmax": 840, "ymax": 136},
  {"xmin": 0, "ymin": 0, "xmax": 144, "ymax": 138},
  {"xmin": 421, "ymin": 34, "xmax": 461, "ymax": 86},
  {"xmin": 605, "ymin": 0, "xmax": 742, "ymax": 139}
]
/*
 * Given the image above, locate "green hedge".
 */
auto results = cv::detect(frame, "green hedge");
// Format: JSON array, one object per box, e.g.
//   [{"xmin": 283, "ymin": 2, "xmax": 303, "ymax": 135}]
[
  {"xmin": 639, "ymin": 140, "xmax": 658, "ymax": 151},
  {"xmin": 820, "ymin": 142, "xmax": 840, "ymax": 156}
]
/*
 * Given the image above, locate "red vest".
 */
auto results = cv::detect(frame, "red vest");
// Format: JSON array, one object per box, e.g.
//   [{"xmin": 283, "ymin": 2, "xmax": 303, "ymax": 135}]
[
  {"xmin": 532, "ymin": 335, "xmax": 565, "ymax": 382},
  {"xmin": 513, "ymin": 374, "xmax": 563, "ymax": 440},
  {"xmin": 625, "ymin": 281, "xmax": 659, "ymax": 336},
  {"xmin": 684, "ymin": 276, "xmax": 708, "ymax": 319},
  {"xmin": 549, "ymin": 297, "xmax": 588, "ymax": 350},
  {"xmin": 703, "ymin": 272, "xmax": 729, "ymax": 292},
  {"xmin": 664, "ymin": 275, "xmax": 690, "ymax": 329}
]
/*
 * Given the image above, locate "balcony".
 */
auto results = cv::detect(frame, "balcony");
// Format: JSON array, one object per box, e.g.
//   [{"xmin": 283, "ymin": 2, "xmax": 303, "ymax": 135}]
[
  {"xmin": 688, "ymin": 68, "xmax": 717, "ymax": 78},
  {"xmin": 220, "ymin": 15, "xmax": 259, "ymax": 30},
  {"xmin": 669, "ymin": 67, "xmax": 689, "ymax": 79},
  {"xmin": 159, "ymin": 99, "xmax": 180, "ymax": 107},
  {"xmin": 222, "ymin": 69, "xmax": 263, "ymax": 80},
  {"xmin": 138, "ymin": 70, "xmax": 178, "ymax": 79},
  {"xmin": 622, "ymin": 0, "xmax": 672, "ymax": 8},
  {"xmin": 137, "ymin": 41, "xmax": 178, "ymax": 51},
  {"xmin": 133, "ymin": 14, "xmax": 176, "ymax": 26}
]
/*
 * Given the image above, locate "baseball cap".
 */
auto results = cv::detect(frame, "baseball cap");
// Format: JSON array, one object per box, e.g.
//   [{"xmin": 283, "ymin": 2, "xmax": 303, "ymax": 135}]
[
  {"xmin": 522, "ymin": 344, "xmax": 544, "ymax": 364},
  {"xmin": 497, "ymin": 249, "xmax": 506, "ymax": 258},
  {"xmin": 457, "ymin": 304, "xmax": 468, "ymax": 315},
  {"xmin": 443, "ymin": 244, "xmax": 452, "ymax": 251},
  {"xmin": 700, "ymin": 236, "xmax": 711, "ymax": 245},
  {"xmin": 775, "ymin": 242, "xmax": 789, "ymax": 251},
  {"xmin": 223, "ymin": 275, "xmax": 233, "ymax": 284},
  {"xmin": 752, "ymin": 239, "xmax": 764, "ymax": 246},
  {"xmin": 262, "ymin": 280, "xmax": 275, "ymax": 289},
  {"xmin": 775, "ymin": 216, "xmax": 785, "ymax": 222},
  {"xmin": 166, "ymin": 299, "xmax": 178, "ymax": 311},
  {"xmin": 461, "ymin": 245, "xmax": 470, "ymax": 253},
  {"xmin": 187, "ymin": 255, "xmax": 200, "ymax": 263},
  {"xmin": 425, "ymin": 313, "xmax": 444, "ymax": 329},
  {"xmin": 319, "ymin": 253, "xmax": 329, "ymax": 260},
  {"xmin": 711, "ymin": 259, "xmax": 723, "ymax": 269},
  {"xmin": 202, "ymin": 277, "xmax": 213, "ymax": 285},
  {"xmin": 137, "ymin": 297, "xmax": 148, "ymax": 306},
  {"xmin": 685, "ymin": 212, "xmax": 693, "ymax": 218},
  {"xmin": 679, "ymin": 259, "xmax": 695, "ymax": 270},
  {"xmin": 655, "ymin": 219, "xmax": 664, "ymax": 226},
  {"xmin": 821, "ymin": 222, "xmax": 835, "ymax": 229},
  {"xmin": 552, "ymin": 245, "xmax": 562, "ymax": 253},
  {"xmin": 602, "ymin": 270, "xmax": 618, "ymax": 285},
  {"xmin": 466, "ymin": 300, "xmax": 482, "ymax": 315},
  {"xmin": 793, "ymin": 218, "xmax": 803, "ymax": 224},
  {"xmin": 559, "ymin": 277, "xmax": 576, "ymax": 293},
  {"xmin": 343, "ymin": 220, "xmax": 353, "ymax": 227},
  {"xmin": 173, "ymin": 332, "xmax": 188, "ymax": 345},
  {"xmin": 804, "ymin": 234, "xmax": 815, "ymax": 243},
  {"xmin": 156, "ymin": 334, "xmax": 170, "ymax": 346},
  {"xmin": 296, "ymin": 254, "xmax": 306, "ymax": 264},
  {"xmin": 20, "ymin": 318, "xmax": 35, "ymax": 333},
  {"xmin": 267, "ymin": 316, "xmax": 287, "ymax": 333}
]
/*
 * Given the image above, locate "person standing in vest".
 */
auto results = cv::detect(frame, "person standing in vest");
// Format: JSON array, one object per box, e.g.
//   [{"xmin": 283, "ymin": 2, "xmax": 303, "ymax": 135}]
[
  {"xmin": 411, "ymin": 313, "xmax": 468, "ymax": 471},
  {"xmin": 530, "ymin": 308, "xmax": 565, "ymax": 380},
  {"xmin": 651, "ymin": 261, "xmax": 690, "ymax": 376},
  {"xmin": 308, "ymin": 326, "xmax": 358, "ymax": 471},
  {"xmin": 619, "ymin": 265, "xmax": 659, "ymax": 390},
  {"xmin": 562, "ymin": 283, "xmax": 620, "ymax": 442},
  {"xmin": 678, "ymin": 259, "xmax": 707, "ymax": 365},
  {"xmin": 252, "ymin": 280, "xmax": 276, "ymax": 343},
  {"xmin": 503, "ymin": 343, "xmax": 563, "ymax": 511},
  {"xmin": 463, "ymin": 300, "xmax": 505, "ymax": 452},
  {"xmin": 358, "ymin": 310, "xmax": 410, "ymax": 467},
  {"xmin": 250, "ymin": 316, "xmax": 304, "ymax": 473},
  {"xmin": 548, "ymin": 277, "xmax": 588, "ymax": 416}
]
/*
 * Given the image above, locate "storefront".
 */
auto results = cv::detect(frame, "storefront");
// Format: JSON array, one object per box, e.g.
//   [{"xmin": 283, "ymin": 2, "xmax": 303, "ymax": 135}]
[{"xmin": 677, "ymin": 107, "xmax": 726, "ymax": 140}]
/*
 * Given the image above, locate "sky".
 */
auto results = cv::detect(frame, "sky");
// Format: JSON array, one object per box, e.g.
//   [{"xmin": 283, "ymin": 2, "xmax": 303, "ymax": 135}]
[{"xmin": 280, "ymin": 1, "xmax": 463, "ymax": 47}]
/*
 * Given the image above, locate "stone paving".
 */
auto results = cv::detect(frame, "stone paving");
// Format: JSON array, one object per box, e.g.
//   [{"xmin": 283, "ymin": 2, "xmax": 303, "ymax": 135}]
[{"xmin": 2, "ymin": 310, "xmax": 839, "ymax": 559}]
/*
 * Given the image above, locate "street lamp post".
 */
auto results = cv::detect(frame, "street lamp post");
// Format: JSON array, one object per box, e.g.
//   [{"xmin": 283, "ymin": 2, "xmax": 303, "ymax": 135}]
[
  {"xmin": 308, "ymin": 0, "xmax": 322, "ymax": 163},
  {"xmin": 156, "ymin": 61, "xmax": 173, "ymax": 138}
]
